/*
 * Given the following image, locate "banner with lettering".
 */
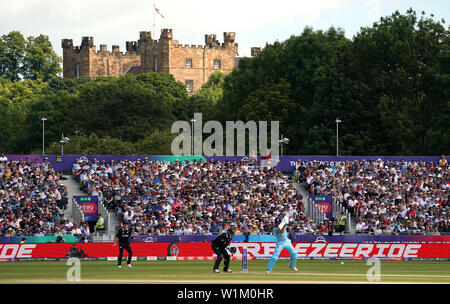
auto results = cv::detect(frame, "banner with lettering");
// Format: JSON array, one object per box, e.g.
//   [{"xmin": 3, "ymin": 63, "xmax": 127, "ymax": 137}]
[
  {"xmin": 1, "ymin": 242, "xmax": 449, "ymax": 261},
  {"xmin": 2, "ymin": 234, "xmax": 450, "ymax": 244},
  {"xmin": 3, "ymin": 155, "xmax": 442, "ymax": 172},
  {"xmin": 309, "ymin": 195, "xmax": 333, "ymax": 219},
  {"xmin": 73, "ymin": 196, "xmax": 98, "ymax": 222}
]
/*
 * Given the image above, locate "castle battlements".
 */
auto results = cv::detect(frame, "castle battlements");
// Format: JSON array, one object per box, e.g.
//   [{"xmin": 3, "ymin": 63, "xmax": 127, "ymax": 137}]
[
  {"xmin": 172, "ymin": 43, "xmax": 237, "ymax": 51},
  {"xmin": 95, "ymin": 44, "xmax": 141, "ymax": 57},
  {"xmin": 62, "ymin": 37, "xmax": 140, "ymax": 57},
  {"xmin": 62, "ymin": 29, "xmax": 237, "ymax": 55}
]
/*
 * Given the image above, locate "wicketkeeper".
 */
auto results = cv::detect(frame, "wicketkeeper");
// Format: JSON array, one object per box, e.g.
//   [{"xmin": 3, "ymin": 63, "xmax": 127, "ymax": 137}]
[
  {"xmin": 266, "ymin": 213, "xmax": 298, "ymax": 274},
  {"xmin": 211, "ymin": 228, "xmax": 235, "ymax": 273}
]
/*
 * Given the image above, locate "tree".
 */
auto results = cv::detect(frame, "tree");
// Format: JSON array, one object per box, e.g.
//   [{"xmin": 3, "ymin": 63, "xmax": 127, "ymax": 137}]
[
  {"xmin": 188, "ymin": 71, "xmax": 226, "ymax": 122},
  {"xmin": 423, "ymin": 51, "xmax": 450, "ymax": 155},
  {"xmin": 0, "ymin": 99, "xmax": 13, "ymax": 151},
  {"xmin": 19, "ymin": 90, "xmax": 77, "ymax": 154},
  {"xmin": 217, "ymin": 9, "xmax": 449, "ymax": 156},
  {"xmin": 218, "ymin": 26, "xmax": 350, "ymax": 155},
  {"xmin": 0, "ymin": 31, "xmax": 62, "ymax": 82},
  {"xmin": 135, "ymin": 72, "xmax": 190, "ymax": 121},
  {"xmin": 73, "ymin": 74, "xmax": 176, "ymax": 142},
  {"xmin": 351, "ymin": 9, "xmax": 449, "ymax": 155},
  {"xmin": 0, "ymin": 31, "xmax": 26, "ymax": 82},
  {"xmin": 41, "ymin": 134, "xmax": 135, "ymax": 155},
  {"xmin": 0, "ymin": 77, "xmax": 50, "ymax": 153},
  {"xmin": 14, "ymin": 73, "xmax": 186, "ymax": 153},
  {"xmin": 22, "ymin": 34, "xmax": 62, "ymax": 81},
  {"xmin": 134, "ymin": 130, "xmax": 177, "ymax": 155}
]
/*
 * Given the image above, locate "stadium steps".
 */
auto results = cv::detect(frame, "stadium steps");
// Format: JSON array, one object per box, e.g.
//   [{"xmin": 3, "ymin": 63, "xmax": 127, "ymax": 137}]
[
  {"xmin": 102, "ymin": 211, "xmax": 119, "ymax": 241},
  {"xmin": 62, "ymin": 174, "xmax": 119, "ymax": 242},
  {"xmin": 61, "ymin": 174, "xmax": 85, "ymax": 222},
  {"xmin": 293, "ymin": 181, "xmax": 356, "ymax": 234},
  {"xmin": 293, "ymin": 181, "xmax": 311, "ymax": 215}
]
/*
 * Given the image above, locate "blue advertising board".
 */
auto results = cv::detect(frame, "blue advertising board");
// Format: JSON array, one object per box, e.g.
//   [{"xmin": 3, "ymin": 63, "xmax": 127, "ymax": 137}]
[
  {"xmin": 73, "ymin": 196, "xmax": 99, "ymax": 222},
  {"xmin": 309, "ymin": 195, "xmax": 333, "ymax": 220},
  {"xmin": 3, "ymin": 154, "xmax": 442, "ymax": 172}
]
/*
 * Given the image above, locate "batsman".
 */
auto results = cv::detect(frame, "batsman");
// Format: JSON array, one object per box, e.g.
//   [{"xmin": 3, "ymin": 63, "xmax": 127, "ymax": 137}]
[{"xmin": 266, "ymin": 212, "xmax": 298, "ymax": 274}]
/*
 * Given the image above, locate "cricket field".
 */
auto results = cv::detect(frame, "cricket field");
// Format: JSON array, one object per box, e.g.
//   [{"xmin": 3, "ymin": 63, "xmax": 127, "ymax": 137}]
[{"xmin": 0, "ymin": 260, "xmax": 449, "ymax": 284}]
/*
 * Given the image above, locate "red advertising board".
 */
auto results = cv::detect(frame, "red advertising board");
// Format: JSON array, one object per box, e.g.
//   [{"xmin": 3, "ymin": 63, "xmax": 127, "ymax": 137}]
[{"xmin": 1, "ymin": 242, "xmax": 450, "ymax": 260}]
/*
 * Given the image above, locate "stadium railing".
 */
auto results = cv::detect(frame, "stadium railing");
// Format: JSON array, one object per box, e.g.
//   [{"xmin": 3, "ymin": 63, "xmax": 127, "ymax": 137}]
[
  {"xmin": 72, "ymin": 198, "xmax": 85, "ymax": 225},
  {"xmin": 307, "ymin": 197, "xmax": 353, "ymax": 234}
]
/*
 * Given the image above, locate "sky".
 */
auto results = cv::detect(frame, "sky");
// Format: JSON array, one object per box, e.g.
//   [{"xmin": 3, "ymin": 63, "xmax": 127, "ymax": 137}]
[{"xmin": 0, "ymin": 0, "xmax": 449, "ymax": 58}]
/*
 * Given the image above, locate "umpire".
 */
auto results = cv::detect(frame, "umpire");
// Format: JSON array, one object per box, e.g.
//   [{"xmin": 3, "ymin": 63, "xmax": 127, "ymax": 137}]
[
  {"xmin": 113, "ymin": 221, "xmax": 133, "ymax": 268},
  {"xmin": 211, "ymin": 228, "xmax": 235, "ymax": 273}
]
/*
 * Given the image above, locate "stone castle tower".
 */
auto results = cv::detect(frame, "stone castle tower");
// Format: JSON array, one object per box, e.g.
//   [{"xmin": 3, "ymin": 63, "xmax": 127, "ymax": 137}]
[{"xmin": 61, "ymin": 29, "xmax": 240, "ymax": 93}]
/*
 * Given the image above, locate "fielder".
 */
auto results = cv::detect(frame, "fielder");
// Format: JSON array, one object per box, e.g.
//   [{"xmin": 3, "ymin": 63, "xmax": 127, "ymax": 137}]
[
  {"xmin": 266, "ymin": 213, "xmax": 298, "ymax": 274},
  {"xmin": 113, "ymin": 221, "xmax": 133, "ymax": 268}
]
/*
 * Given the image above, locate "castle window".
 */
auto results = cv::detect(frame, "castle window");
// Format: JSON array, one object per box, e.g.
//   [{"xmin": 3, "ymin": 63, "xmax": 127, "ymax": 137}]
[
  {"xmin": 213, "ymin": 59, "xmax": 221, "ymax": 69},
  {"xmin": 75, "ymin": 63, "xmax": 80, "ymax": 78},
  {"xmin": 185, "ymin": 58, "xmax": 193, "ymax": 68},
  {"xmin": 154, "ymin": 55, "xmax": 158, "ymax": 72},
  {"xmin": 186, "ymin": 80, "xmax": 193, "ymax": 93}
]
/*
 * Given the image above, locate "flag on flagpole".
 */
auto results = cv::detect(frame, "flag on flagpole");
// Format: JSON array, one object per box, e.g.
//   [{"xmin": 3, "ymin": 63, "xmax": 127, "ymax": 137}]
[{"xmin": 155, "ymin": 7, "xmax": 164, "ymax": 18}]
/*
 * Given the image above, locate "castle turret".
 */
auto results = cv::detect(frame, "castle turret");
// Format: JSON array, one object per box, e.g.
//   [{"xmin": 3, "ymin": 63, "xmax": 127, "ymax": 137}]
[
  {"xmin": 160, "ymin": 29, "xmax": 173, "ymax": 40},
  {"xmin": 61, "ymin": 39, "xmax": 73, "ymax": 49},
  {"xmin": 205, "ymin": 34, "xmax": 219, "ymax": 47},
  {"xmin": 112, "ymin": 45, "xmax": 120, "ymax": 53},
  {"xmin": 139, "ymin": 31, "xmax": 152, "ymax": 41},
  {"xmin": 126, "ymin": 41, "xmax": 138, "ymax": 53},
  {"xmin": 223, "ymin": 32, "xmax": 238, "ymax": 54},
  {"xmin": 81, "ymin": 36, "xmax": 94, "ymax": 47},
  {"xmin": 61, "ymin": 37, "xmax": 93, "ymax": 78},
  {"xmin": 251, "ymin": 47, "xmax": 262, "ymax": 57},
  {"xmin": 223, "ymin": 32, "xmax": 235, "ymax": 45}
]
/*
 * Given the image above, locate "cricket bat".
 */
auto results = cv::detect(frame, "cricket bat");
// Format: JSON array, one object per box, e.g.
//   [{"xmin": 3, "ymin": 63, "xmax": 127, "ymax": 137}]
[{"xmin": 278, "ymin": 215, "xmax": 290, "ymax": 230}]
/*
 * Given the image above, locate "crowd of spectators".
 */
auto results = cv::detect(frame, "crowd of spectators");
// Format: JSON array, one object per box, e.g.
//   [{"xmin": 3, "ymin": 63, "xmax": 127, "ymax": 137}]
[
  {"xmin": 4, "ymin": 154, "xmax": 447, "ymax": 238},
  {"xmin": 72, "ymin": 158, "xmax": 318, "ymax": 236},
  {"xmin": 295, "ymin": 157, "xmax": 449, "ymax": 235},
  {"xmin": 0, "ymin": 156, "xmax": 90, "ymax": 238}
]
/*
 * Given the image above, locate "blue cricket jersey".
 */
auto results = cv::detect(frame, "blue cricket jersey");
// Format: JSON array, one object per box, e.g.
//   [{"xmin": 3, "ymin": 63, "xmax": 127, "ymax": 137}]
[{"xmin": 274, "ymin": 227, "xmax": 289, "ymax": 243}]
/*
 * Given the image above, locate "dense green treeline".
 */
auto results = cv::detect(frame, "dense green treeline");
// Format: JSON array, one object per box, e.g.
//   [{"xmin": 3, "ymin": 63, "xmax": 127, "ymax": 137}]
[
  {"xmin": 215, "ymin": 9, "xmax": 449, "ymax": 156},
  {"xmin": 0, "ymin": 9, "xmax": 449, "ymax": 155}
]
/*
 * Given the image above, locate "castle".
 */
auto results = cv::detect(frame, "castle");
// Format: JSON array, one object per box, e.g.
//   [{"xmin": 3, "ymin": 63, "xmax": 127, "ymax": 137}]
[{"xmin": 62, "ymin": 29, "xmax": 261, "ymax": 93}]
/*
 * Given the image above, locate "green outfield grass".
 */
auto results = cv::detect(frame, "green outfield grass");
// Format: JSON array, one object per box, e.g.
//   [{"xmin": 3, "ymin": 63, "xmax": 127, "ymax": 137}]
[{"xmin": 0, "ymin": 260, "xmax": 449, "ymax": 284}]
